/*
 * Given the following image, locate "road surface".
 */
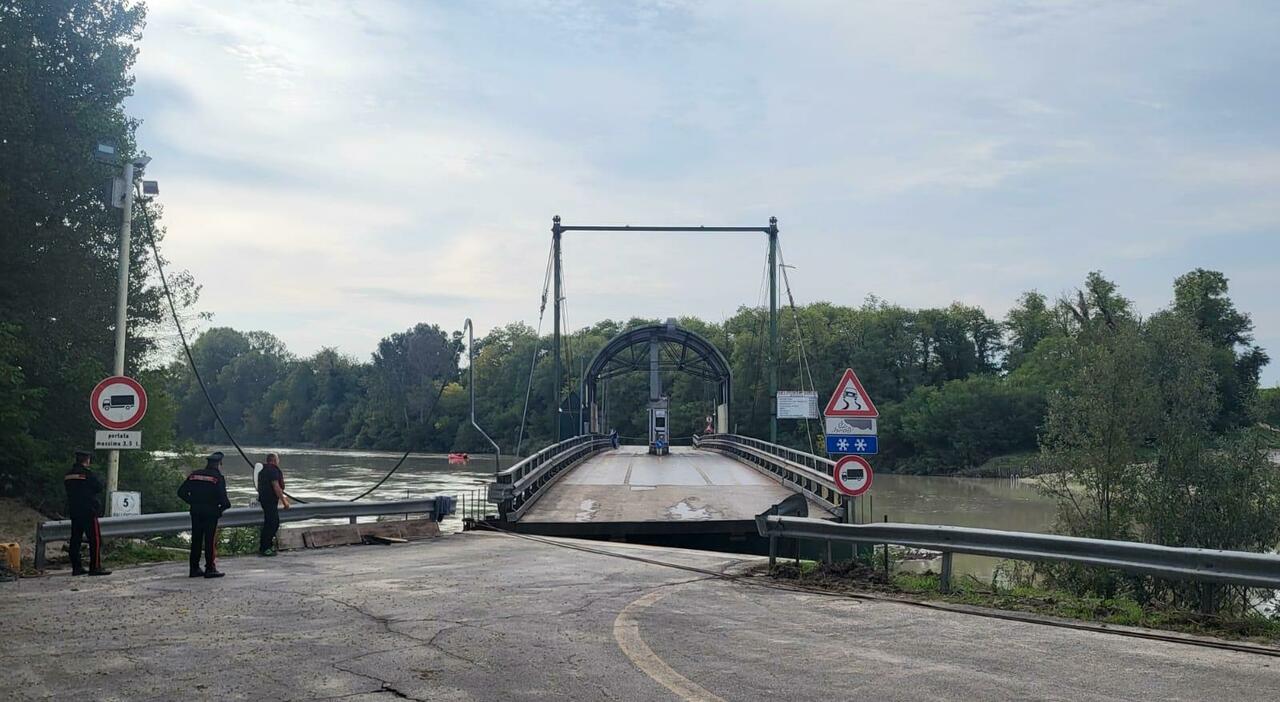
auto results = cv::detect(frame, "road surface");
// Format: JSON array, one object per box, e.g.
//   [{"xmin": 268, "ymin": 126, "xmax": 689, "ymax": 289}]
[
  {"xmin": 521, "ymin": 446, "xmax": 826, "ymax": 523},
  {"xmin": 2, "ymin": 532, "xmax": 1276, "ymax": 700}
]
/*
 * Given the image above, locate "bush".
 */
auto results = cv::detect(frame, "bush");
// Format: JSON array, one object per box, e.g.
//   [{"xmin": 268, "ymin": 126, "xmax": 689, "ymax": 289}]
[{"xmin": 882, "ymin": 376, "xmax": 1046, "ymax": 474}]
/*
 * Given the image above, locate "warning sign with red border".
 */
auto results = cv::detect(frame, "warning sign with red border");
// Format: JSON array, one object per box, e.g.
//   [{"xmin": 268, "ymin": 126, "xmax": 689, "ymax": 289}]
[
  {"xmin": 823, "ymin": 368, "xmax": 878, "ymax": 418},
  {"xmin": 833, "ymin": 455, "xmax": 874, "ymax": 496},
  {"xmin": 90, "ymin": 376, "xmax": 148, "ymax": 430}
]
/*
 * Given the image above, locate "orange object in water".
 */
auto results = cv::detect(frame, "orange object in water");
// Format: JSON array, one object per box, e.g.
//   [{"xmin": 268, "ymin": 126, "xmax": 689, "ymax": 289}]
[
  {"xmin": 447, "ymin": 452, "xmax": 469, "ymax": 464},
  {"xmin": 0, "ymin": 543, "xmax": 19, "ymax": 572}
]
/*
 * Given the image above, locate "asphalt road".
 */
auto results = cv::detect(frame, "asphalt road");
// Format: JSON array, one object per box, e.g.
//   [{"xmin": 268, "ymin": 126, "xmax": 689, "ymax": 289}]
[{"xmin": 2, "ymin": 532, "xmax": 1277, "ymax": 701}]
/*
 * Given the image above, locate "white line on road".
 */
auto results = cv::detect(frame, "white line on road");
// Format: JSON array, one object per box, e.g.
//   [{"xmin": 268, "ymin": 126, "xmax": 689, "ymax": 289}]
[{"xmin": 614, "ymin": 589, "xmax": 727, "ymax": 702}]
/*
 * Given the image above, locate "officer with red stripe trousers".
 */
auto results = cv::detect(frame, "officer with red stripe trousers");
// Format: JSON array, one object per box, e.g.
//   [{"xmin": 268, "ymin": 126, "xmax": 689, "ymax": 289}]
[
  {"xmin": 178, "ymin": 451, "xmax": 231, "ymax": 578},
  {"xmin": 64, "ymin": 450, "xmax": 110, "ymax": 576}
]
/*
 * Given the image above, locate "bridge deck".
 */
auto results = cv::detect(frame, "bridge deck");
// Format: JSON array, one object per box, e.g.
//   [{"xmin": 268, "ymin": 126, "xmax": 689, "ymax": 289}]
[{"xmin": 520, "ymin": 446, "xmax": 817, "ymax": 523}]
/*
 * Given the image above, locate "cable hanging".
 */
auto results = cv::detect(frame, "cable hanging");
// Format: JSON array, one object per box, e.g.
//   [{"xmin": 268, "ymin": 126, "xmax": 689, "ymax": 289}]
[{"xmin": 137, "ymin": 197, "xmax": 450, "ymax": 502}]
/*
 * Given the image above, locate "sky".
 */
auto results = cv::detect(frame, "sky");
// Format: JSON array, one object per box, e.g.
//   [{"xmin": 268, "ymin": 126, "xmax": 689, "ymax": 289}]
[{"xmin": 129, "ymin": 0, "xmax": 1280, "ymax": 384}]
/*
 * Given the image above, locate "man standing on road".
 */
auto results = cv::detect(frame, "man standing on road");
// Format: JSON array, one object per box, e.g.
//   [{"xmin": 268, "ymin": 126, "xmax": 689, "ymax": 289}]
[
  {"xmin": 64, "ymin": 450, "xmax": 110, "ymax": 576},
  {"xmin": 257, "ymin": 452, "xmax": 290, "ymax": 556},
  {"xmin": 178, "ymin": 451, "xmax": 231, "ymax": 578}
]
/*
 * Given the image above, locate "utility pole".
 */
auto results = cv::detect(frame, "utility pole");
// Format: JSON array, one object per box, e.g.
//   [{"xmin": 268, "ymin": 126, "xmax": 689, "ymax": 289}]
[
  {"xmin": 768, "ymin": 216, "xmax": 779, "ymax": 443},
  {"xmin": 105, "ymin": 156, "xmax": 147, "ymax": 507},
  {"xmin": 552, "ymin": 216, "xmax": 563, "ymax": 442}
]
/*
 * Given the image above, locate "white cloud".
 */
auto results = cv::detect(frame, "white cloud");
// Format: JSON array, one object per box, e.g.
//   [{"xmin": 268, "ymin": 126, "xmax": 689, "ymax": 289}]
[{"xmin": 131, "ymin": 1, "xmax": 1280, "ymax": 384}]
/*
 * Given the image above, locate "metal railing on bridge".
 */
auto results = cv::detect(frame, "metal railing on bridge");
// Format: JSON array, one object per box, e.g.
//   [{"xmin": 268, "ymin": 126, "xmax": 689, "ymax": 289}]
[
  {"xmin": 757, "ymin": 516, "xmax": 1280, "ymax": 592},
  {"xmin": 35, "ymin": 495, "xmax": 456, "ymax": 570},
  {"xmin": 694, "ymin": 433, "xmax": 843, "ymax": 515},
  {"xmin": 488, "ymin": 434, "xmax": 614, "ymax": 521}
]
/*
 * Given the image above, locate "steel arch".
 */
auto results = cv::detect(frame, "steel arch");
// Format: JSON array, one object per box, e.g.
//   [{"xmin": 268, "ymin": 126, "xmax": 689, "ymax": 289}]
[{"xmin": 582, "ymin": 321, "xmax": 731, "ymax": 434}]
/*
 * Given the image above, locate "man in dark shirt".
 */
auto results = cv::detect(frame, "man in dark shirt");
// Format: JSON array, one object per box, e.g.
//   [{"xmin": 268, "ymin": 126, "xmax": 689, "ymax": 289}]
[
  {"xmin": 178, "ymin": 451, "xmax": 232, "ymax": 578},
  {"xmin": 256, "ymin": 452, "xmax": 290, "ymax": 556},
  {"xmin": 64, "ymin": 450, "xmax": 110, "ymax": 576}
]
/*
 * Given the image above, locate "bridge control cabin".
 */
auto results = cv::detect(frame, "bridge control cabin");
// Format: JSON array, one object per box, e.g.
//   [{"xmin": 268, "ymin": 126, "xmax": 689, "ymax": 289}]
[{"xmin": 486, "ymin": 321, "xmax": 845, "ymax": 554}]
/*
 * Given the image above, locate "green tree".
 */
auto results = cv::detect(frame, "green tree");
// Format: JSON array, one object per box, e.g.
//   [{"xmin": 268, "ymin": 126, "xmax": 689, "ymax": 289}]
[
  {"xmin": 1003, "ymin": 291, "xmax": 1057, "ymax": 371},
  {"xmin": 0, "ymin": 0, "xmax": 198, "ymax": 511},
  {"xmin": 1038, "ymin": 322, "xmax": 1154, "ymax": 545},
  {"xmin": 1171, "ymin": 269, "xmax": 1269, "ymax": 429}
]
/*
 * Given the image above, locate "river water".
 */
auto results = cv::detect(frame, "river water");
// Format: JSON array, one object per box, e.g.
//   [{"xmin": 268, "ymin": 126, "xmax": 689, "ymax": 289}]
[{"xmin": 206, "ymin": 446, "xmax": 1057, "ymax": 579}]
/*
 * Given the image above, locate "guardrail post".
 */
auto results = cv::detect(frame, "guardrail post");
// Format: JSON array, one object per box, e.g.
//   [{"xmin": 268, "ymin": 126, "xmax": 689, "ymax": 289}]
[
  {"xmin": 939, "ymin": 552, "xmax": 953, "ymax": 594},
  {"xmin": 769, "ymin": 535, "xmax": 777, "ymax": 568},
  {"xmin": 34, "ymin": 524, "xmax": 45, "ymax": 571}
]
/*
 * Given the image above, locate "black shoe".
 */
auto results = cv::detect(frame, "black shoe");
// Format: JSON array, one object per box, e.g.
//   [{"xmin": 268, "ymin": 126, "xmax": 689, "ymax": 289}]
[
  {"xmin": 88, "ymin": 569, "xmax": 111, "ymax": 576},
  {"xmin": 190, "ymin": 568, "xmax": 205, "ymax": 578},
  {"xmin": 71, "ymin": 569, "xmax": 86, "ymax": 576},
  {"xmin": 203, "ymin": 569, "xmax": 225, "ymax": 578}
]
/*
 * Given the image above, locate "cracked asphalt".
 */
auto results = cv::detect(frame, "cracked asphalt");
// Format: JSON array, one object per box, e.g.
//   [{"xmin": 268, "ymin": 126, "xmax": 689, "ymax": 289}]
[{"xmin": 3, "ymin": 532, "xmax": 1277, "ymax": 701}]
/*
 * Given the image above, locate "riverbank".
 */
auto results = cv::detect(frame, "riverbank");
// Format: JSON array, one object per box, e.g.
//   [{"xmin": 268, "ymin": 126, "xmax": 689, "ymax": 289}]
[{"xmin": 765, "ymin": 560, "xmax": 1280, "ymax": 644}]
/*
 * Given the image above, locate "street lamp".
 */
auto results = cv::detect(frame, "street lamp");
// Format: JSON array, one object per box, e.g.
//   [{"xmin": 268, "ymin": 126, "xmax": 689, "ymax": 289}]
[{"xmin": 95, "ymin": 141, "xmax": 157, "ymax": 511}]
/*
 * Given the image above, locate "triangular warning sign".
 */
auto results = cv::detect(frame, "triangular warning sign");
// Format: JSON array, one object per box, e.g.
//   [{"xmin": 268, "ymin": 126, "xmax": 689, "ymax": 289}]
[{"xmin": 823, "ymin": 368, "xmax": 879, "ymax": 418}]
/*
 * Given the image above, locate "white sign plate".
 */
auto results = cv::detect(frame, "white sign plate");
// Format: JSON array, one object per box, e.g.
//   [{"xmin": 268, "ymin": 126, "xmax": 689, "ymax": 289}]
[
  {"xmin": 95, "ymin": 430, "xmax": 142, "ymax": 450},
  {"xmin": 777, "ymin": 391, "xmax": 819, "ymax": 419},
  {"xmin": 825, "ymin": 417, "xmax": 877, "ymax": 436},
  {"xmin": 111, "ymin": 490, "xmax": 141, "ymax": 516}
]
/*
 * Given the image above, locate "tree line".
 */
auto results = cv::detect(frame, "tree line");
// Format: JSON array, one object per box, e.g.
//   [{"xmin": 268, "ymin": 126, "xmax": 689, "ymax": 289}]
[{"xmin": 162, "ymin": 269, "xmax": 1271, "ymax": 476}]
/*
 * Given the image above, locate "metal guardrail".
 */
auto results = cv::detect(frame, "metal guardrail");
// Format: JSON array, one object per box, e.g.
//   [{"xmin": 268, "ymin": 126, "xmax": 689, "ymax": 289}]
[
  {"xmin": 757, "ymin": 516, "xmax": 1280, "ymax": 591},
  {"xmin": 488, "ymin": 434, "xmax": 613, "ymax": 520},
  {"xmin": 695, "ymin": 434, "xmax": 842, "ymax": 514},
  {"xmin": 35, "ymin": 495, "xmax": 457, "ymax": 570}
]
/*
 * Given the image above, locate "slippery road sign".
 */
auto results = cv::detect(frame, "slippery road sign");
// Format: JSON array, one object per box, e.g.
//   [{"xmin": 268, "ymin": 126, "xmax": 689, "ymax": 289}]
[{"xmin": 823, "ymin": 368, "xmax": 879, "ymax": 418}]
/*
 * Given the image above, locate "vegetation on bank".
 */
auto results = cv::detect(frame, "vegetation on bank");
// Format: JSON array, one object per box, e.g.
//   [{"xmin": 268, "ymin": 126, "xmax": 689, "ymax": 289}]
[{"xmin": 767, "ymin": 560, "xmax": 1280, "ymax": 643}]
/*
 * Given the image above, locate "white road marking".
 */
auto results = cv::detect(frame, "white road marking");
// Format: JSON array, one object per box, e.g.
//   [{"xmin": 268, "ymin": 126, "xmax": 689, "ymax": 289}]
[{"xmin": 613, "ymin": 589, "xmax": 726, "ymax": 702}]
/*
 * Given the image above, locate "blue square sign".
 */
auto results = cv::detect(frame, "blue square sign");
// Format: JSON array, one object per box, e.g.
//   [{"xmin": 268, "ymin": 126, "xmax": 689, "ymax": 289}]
[{"xmin": 826, "ymin": 435, "xmax": 877, "ymax": 455}]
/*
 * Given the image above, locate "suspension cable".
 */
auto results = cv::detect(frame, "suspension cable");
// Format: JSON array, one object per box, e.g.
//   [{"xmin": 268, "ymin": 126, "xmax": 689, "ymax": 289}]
[
  {"xmin": 515, "ymin": 244, "xmax": 554, "ymax": 456},
  {"xmin": 779, "ymin": 243, "xmax": 820, "ymax": 452}
]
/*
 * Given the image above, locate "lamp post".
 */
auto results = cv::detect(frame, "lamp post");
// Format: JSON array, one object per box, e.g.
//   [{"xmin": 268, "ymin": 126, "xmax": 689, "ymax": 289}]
[{"xmin": 97, "ymin": 142, "xmax": 151, "ymax": 510}]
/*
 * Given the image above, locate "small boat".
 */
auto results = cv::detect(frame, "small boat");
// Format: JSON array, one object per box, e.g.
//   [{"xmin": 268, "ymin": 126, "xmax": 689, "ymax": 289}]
[{"xmin": 447, "ymin": 452, "xmax": 469, "ymax": 464}]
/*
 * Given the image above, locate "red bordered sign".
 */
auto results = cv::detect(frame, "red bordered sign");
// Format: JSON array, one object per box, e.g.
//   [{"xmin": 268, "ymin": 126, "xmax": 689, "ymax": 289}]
[
  {"xmin": 833, "ymin": 455, "xmax": 873, "ymax": 497},
  {"xmin": 90, "ymin": 376, "xmax": 148, "ymax": 430}
]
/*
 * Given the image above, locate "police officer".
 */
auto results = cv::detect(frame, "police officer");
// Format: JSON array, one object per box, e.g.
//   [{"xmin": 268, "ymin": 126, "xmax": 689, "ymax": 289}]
[
  {"xmin": 64, "ymin": 450, "xmax": 110, "ymax": 576},
  {"xmin": 178, "ymin": 451, "xmax": 231, "ymax": 578}
]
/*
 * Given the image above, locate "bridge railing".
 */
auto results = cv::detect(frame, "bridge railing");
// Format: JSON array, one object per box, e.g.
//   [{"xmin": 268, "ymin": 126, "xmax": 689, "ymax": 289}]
[
  {"xmin": 489, "ymin": 433, "xmax": 613, "ymax": 521},
  {"xmin": 757, "ymin": 515, "xmax": 1280, "ymax": 592},
  {"xmin": 694, "ymin": 433, "xmax": 842, "ymax": 514},
  {"xmin": 35, "ymin": 495, "xmax": 457, "ymax": 570}
]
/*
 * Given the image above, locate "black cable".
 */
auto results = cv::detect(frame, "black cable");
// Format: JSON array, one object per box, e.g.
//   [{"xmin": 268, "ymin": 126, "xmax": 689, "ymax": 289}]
[
  {"xmin": 347, "ymin": 380, "xmax": 448, "ymax": 501},
  {"xmin": 137, "ymin": 198, "xmax": 449, "ymax": 503},
  {"xmin": 135, "ymin": 200, "xmax": 309, "ymax": 502}
]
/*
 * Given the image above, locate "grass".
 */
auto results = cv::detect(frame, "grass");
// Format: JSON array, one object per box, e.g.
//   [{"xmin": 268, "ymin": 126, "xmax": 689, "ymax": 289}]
[
  {"xmin": 39, "ymin": 527, "xmax": 267, "ymax": 573},
  {"xmin": 764, "ymin": 559, "xmax": 1280, "ymax": 643}
]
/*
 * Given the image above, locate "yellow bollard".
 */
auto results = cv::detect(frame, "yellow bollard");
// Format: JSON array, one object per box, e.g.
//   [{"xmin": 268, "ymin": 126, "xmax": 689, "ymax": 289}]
[{"xmin": 0, "ymin": 543, "xmax": 20, "ymax": 572}]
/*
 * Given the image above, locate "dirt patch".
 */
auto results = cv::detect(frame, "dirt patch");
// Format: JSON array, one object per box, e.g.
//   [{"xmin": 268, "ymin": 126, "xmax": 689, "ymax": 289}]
[{"xmin": 0, "ymin": 497, "xmax": 51, "ymax": 565}]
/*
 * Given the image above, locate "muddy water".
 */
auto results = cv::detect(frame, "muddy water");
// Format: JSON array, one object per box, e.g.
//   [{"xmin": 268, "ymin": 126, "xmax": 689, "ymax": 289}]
[
  {"xmin": 207, "ymin": 447, "xmax": 1057, "ymax": 576},
  {"xmin": 206, "ymin": 446, "xmax": 511, "ymax": 533},
  {"xmin": 847, "ymin": 472, "xmax": 1057, "ymax": 582}
]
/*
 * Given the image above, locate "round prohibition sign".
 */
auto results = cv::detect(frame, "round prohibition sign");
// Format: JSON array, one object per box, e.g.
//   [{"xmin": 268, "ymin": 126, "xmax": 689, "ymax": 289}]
[
  {"xmin": 833, "ymin": 455, "xmax": 873, "ymax": 497},
  {"xmin": 90, "ymin": 375, "xmax": 148, "ymax": 430}
]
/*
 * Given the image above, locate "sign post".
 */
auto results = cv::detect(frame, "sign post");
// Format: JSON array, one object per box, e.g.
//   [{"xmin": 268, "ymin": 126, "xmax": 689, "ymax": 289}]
[
  {"xmin": 90, "ymin": 375, "xmax": 147, "ymax": 515},
  {"xmin": 824, "ymin": 368, "xmax": 879, "ymax": 523}
]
